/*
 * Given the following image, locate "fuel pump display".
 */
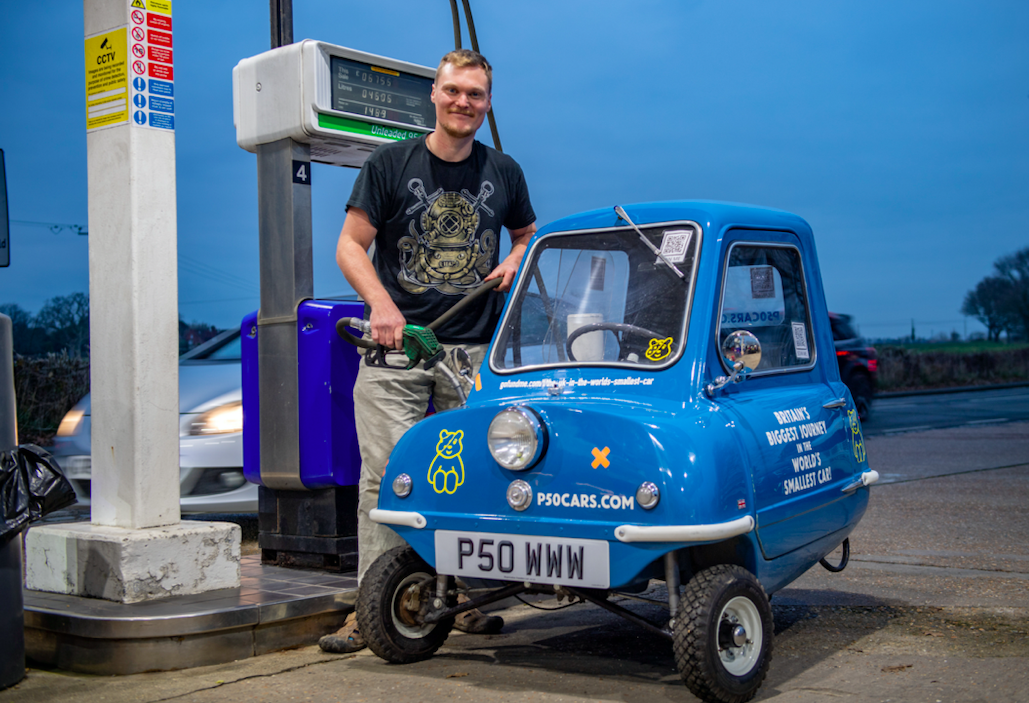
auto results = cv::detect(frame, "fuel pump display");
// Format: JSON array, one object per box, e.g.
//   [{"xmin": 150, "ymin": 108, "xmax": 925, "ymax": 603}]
[{"xmin": 330, "ymin": 56, "xmax": 434, "ymax": 128}]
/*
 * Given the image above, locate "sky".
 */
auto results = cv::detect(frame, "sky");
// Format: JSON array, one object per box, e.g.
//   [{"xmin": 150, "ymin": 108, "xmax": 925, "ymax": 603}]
[{"xmin": 1, "ymin": 1, "xmax": 1027, "ymax": 340}]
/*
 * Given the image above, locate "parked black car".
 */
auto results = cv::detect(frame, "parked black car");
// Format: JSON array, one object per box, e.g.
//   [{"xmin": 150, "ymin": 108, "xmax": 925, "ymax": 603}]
[{"xmin": 830, "ymin": 312, "xmax": 877, "ymax": 421}]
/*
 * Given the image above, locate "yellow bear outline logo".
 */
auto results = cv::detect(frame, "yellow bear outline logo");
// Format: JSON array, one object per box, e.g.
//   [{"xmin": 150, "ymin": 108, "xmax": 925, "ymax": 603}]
[
  {"xmin": 645, "ymin": 336, "xmax": 674, "ymax": 361},
  {"xmin": 848, "ymin": 409, "xmax": 866, "ymax": 463},
  {"xmin": 428, "ymin": 429, "xmax": 465, "ymax": 494}
]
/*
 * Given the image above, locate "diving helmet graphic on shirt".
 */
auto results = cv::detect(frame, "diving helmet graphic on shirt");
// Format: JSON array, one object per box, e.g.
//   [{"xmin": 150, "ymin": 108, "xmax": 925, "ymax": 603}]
[{"xmin": 397, "ymin": 178, "xmax": 498, "ymax": 295}]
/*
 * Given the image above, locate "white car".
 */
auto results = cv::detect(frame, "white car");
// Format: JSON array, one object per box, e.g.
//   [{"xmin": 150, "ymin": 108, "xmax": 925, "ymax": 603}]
[{"xmin": 52, "ymin": 329, "xmax": 257, "ymax": 513}]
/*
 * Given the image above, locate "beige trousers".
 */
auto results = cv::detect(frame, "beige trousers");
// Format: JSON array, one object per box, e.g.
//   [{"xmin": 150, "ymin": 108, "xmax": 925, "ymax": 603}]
[{"xmin": 353, "ymin": 343, "xmax": 487, "ymax": 583}]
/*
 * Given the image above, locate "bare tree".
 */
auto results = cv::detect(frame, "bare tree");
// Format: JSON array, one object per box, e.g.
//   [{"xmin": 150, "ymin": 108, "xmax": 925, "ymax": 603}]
[
  {"xmin": 961, "ymin": 276, "xmax": 1015, "ymax": 342},
  {"xmin": 34, "ymin": 293, "xmax": 90, "ymax": 357},
  {"xmin": 994, "ymin": 247, "xmax": 1029, "ymax": 339}
]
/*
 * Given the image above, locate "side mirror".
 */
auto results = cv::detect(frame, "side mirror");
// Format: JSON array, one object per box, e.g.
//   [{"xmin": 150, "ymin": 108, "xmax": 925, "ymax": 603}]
[
  {"xmin": 450, "ymin": 347, "xmax": 473, "ymax": 379},
  {"xmin": 721, "ymin": 330, "xmax": 762, "ymax": 372},
  {"xmin": 707, "ymin": 330, "xmax": 762, "ymax": 395}
]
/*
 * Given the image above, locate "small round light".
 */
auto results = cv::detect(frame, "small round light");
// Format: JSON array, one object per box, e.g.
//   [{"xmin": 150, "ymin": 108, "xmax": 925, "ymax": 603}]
[
  {"xmin": 507, "ymin": 480, "xmax": 533, "ymax": 511},
  {"xmin": 488, "ymin": 406, "xmax": 546, "ymax": 471},
  {"xmin": 636, "ymin": 481, "xmax": 660, "ymax": 509},
  {"xmin": 392, "ymin": 473, "xmax": 413, "ymax": 498}
]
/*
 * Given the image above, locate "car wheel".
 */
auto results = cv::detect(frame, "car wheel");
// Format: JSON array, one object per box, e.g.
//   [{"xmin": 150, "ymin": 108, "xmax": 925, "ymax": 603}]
[
  {"xmin": 849, "ymin": 373, "xmax": 874, "ymax": 422},
  {"xmin": 673, "ymin": 565, "xmax": 773, "ymax": 703},
  {"xmin": 356, "ymin": 545, "xmax": 453, "ymax": 664}
]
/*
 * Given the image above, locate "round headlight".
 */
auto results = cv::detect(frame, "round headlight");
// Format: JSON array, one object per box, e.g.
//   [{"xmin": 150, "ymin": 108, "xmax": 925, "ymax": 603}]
[
  {"xmin": 636, "ymin": 481, "xmax": 660, "ymax": 510},
  {"xmin": 488, "ymin": 406, "xmax": 546, "ymax": 471},
  {"xmin": 506, "ymin": 480, "xmax": 533, "ymax": 511},
  {"xmin": 392, "ymin": 473, "xmax": 413, "ymax": 498}
]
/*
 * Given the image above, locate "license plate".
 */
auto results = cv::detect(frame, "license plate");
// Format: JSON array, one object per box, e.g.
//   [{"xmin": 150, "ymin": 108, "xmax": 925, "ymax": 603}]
[
  {"xmin": 434, "ymin": 530, "xmax": 610, "ymax": 589},
  {"xmin": 62, "ymin": 455, "xmax": 92, "ymax": 479}
]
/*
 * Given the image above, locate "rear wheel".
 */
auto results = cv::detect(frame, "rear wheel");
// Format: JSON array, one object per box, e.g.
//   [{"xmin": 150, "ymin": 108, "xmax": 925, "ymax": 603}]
[
  {"xmin": 356, "ymin": 545, "xmax": 454, "ymax": 663},
  {"xmin": 673, "ymin": 565, "xmax": 773, "ymax": 703}
]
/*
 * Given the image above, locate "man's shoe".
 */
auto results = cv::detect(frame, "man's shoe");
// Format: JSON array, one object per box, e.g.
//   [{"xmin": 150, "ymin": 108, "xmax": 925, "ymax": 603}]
[
  {"xmin": 453, "ymin": 594, "xmax": 504, "ymax": 634},
  {"xmin": 319, "ymin": 612, "xmax": 366, "ymax": 653}
]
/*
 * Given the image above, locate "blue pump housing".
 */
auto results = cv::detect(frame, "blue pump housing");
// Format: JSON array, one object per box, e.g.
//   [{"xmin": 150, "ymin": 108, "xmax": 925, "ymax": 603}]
[{"xmin": 241, "ymin": 298, "xmax": 365, "ymax": 488}]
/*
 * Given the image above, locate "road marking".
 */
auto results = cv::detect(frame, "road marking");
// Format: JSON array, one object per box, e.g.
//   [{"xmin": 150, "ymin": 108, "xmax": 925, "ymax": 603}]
[
  {"xmin": 848, "ymin": 559, "xmax": 1029, "ymax": 580},
  {"xmin": 881, "ymin": 425, "xmax": 932, "ymax": 435}
]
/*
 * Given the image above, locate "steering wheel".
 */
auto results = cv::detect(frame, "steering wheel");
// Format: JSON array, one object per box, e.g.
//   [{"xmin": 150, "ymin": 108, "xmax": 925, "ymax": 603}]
[{"xmin": 565, "ymin": 322, "xmax": 671, "ymax": 362}]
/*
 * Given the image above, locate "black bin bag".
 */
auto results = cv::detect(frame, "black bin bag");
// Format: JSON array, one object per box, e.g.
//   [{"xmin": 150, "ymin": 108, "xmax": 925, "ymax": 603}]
[
  {"xmin": 1, "ymin": 444, "xmax": 78, "ymax": 542},
  {"xmin": 1, "ymin": 445, "xmax": 76, "ymax": 689}
]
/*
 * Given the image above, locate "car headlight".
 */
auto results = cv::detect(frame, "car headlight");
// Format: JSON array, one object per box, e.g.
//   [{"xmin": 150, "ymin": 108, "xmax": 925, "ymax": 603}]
[
  {"xmin": 57, "ymin": 409, "xmax": 85, "ymax": 437},
  {"xmin": 189, "ymin": 401, "xmax": 243, "ymax": 435},
  {"xmin": 487, "ymin": 406, "xmax": 546, "ymax": 471}
]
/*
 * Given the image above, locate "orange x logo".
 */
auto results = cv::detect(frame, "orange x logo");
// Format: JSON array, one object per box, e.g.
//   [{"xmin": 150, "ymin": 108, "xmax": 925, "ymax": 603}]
[{"xmin": 591, "ymin": 446, "xmax": 611, "ymax": 469}]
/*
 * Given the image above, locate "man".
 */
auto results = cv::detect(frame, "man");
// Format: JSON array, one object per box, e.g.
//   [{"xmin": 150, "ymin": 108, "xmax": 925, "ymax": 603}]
[{"xmin": 319, "ymin": 49, "xmax": 536, "ymax": 654}]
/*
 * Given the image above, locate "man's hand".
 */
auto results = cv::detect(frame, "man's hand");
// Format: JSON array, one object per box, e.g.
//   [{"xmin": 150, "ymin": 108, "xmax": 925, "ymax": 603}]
[
  {"xmin": 485, "ymin": 223, "xmax": 536, "ymax": 292},
  {"xmin": 483, "ymin": 259, "xmax": 520, "ymax": 292},
  {"xmin": 369, "ymin": 298, "xmax": 406, "ymax": 350}
]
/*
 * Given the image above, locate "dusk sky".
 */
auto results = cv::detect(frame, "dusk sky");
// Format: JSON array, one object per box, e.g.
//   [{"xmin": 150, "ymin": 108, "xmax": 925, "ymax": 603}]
[{"xmin": 2, "ymin": 1, "xmax": 1027, "ymax": 340}]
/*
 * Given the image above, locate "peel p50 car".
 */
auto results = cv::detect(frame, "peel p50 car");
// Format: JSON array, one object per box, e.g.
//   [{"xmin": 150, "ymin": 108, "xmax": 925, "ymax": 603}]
[{"xmin": 356, "ymin": 201, "xmax": 877, "ymax": 703}]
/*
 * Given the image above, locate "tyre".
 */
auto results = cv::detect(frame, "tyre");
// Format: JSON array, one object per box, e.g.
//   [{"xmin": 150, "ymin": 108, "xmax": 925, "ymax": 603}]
[
  {"xmin": 673, "ymin": 565, "xmax": 773, "ymax": 703},
  {"xmin": 356, "ymin": 545, "xmax": 454, "ymax": 664},
  {"xmin": 848, "ymin": 373, "xmax": 874, "ymax": 422}
]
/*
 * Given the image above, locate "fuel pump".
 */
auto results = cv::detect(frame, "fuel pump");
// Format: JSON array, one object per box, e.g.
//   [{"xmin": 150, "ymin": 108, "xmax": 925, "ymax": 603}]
[{"xmin": 233, "ymin": 40, "xmax": 436, "ymax": 570}]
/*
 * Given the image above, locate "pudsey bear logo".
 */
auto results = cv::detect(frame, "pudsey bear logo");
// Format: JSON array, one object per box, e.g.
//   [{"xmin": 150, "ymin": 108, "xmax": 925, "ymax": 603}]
[{"xmin": 428, "ymin": 429, "xmax": 465, "ymax": 494}]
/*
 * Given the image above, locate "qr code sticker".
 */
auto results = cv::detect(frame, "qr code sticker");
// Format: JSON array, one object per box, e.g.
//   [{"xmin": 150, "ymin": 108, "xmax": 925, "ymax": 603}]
[
  {"xmin": 751, "ymin": 266, "xmax": 774, "ymax": 299},
  {"xmin": 792, "ymin": 322, "xmax": 810, "ymax": 360},
  {"xmin": 656, "ymin": 229, "xmax": 692, "ymax": 264}
]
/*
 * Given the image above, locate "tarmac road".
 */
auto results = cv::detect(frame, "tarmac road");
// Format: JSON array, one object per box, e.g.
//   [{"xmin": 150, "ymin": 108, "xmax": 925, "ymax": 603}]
[
  {"xmin": 5, "ymin": 423, "xmax": 1028, "ymax": 703},
  {"xmin": 862, "ymin": 384, "xmax": 1029, "ymax": 437}
]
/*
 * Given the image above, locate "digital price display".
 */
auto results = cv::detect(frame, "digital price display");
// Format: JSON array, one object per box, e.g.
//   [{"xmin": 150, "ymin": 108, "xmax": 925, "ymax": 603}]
[{"xmin": 330, "ymin": 56, "xmax": 434, "ymax": 129}]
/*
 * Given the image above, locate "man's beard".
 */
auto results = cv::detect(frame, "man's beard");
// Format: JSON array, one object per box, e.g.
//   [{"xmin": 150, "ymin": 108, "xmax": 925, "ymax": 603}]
[{"xmin": 440, "ymin": 112, "xmax": 477, "ymax": 139}]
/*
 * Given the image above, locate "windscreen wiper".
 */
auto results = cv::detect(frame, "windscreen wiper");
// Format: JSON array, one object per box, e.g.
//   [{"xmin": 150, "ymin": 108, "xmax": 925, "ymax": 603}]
[{"xmin": 614, "ymin": 205, "xmax": 685, "ymax": 280}]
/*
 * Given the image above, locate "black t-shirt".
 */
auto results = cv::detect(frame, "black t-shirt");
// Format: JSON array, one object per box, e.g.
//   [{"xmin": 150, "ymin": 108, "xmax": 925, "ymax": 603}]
[{"xmin": 347, "ymin": 136, "xmax": 535, "ymax": 343}]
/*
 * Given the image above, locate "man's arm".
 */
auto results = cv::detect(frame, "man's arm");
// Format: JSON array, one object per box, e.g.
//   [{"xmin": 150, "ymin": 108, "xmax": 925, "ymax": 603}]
[
  {"xmin": 335, "ymin": 207, "xmax": 406, "ymax": 349},
  {"xmin": 484, "ymin": 223, "xmax": 537, "ymax": 292}
]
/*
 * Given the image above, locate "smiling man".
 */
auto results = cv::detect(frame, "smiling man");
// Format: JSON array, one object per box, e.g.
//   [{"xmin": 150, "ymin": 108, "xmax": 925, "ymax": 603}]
[{"xmin": 322, "ymin": 49, "xmax": 536, "ymax": 654}]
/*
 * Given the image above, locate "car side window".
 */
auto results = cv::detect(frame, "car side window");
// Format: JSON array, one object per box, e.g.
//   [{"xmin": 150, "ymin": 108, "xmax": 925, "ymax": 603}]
[{"xmin": 718, "ymin": 243, "xmax": 814, "ymax": 372}]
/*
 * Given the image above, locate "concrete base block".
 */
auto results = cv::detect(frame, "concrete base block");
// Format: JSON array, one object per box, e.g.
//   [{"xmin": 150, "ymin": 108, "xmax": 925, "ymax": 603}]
[{"xmin": 25, "ymin": 522, "xmax": 241, "ymax": 603}]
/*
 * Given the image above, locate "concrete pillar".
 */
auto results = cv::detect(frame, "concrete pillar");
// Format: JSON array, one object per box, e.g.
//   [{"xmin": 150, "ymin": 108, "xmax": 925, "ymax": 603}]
[{"xmin": 24, "ymin": 0, "xmax": 239, "ymax": 603}]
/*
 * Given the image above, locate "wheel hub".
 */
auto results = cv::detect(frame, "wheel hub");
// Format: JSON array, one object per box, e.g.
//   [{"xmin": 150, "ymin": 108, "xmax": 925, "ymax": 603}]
[{"xmin": 716, "ymin": 596, "xmax": 763, "ymax": 676}]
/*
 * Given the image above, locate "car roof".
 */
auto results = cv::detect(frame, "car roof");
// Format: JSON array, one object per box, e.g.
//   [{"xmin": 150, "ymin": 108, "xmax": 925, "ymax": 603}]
[{"xmin": 536, "ymin": 200, "xmax": 812, "ymax": 242}]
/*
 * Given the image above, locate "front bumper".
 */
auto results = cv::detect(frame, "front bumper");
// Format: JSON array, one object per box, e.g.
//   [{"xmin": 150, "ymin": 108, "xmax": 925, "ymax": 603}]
[{"xmin": 371, "ymin": 508, "xmax": 757, "ymax": 589}]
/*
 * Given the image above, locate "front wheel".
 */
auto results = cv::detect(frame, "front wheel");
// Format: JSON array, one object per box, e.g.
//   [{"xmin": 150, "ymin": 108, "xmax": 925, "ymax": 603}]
[
  {"xmin": 673, "ymin": 565, "xmax": 773, "ymax": 703},
  {"xmin": 356, "ymin": 545, "xmax": 454, "ymax": 663}
]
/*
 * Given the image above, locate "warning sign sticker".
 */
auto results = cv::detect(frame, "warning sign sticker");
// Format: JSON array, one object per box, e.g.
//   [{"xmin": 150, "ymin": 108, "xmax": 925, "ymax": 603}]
[
  {"xmin": 85, "ymin": 28, "xmax": 129, "ymax": 131},
  {"xmin": 126, "ymin": 0, "xmax": 174, "ymax": 131}
]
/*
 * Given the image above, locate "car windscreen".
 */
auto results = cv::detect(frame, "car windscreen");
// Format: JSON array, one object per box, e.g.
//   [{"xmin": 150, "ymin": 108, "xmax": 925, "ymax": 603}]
[{"xmin": 491, "ymin": 223, "xmax": 699, "ymax": 372}]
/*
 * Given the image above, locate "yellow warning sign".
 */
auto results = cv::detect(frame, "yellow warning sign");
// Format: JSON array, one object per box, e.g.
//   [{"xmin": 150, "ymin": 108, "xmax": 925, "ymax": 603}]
[
  {"xmin": 85, "ymin": 29, "xmax": 129, "ymax": 131},
  {"xmin": 149, "ymin": 0, "xmax": 172, "ymax": 15},
  {"xmin": 130, "ymin": 0, "xmax": 146, "ymax": 8}
]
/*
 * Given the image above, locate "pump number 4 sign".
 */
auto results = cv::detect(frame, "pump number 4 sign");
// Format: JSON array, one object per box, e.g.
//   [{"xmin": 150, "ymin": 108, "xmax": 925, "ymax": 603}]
[{"xmin": 293, "ymin": 161, "xmax": 312, "ymax": 186}]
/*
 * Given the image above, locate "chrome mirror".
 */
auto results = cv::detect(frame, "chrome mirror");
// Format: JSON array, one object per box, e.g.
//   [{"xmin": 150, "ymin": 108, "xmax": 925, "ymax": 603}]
[
  {"xmin": 450, "ymin": 347, "xmax": 473, "ymax": 379},
  {"xmin": 707, "ymin": 330, "xmax": 762, "ymax": 395},
  {"xmin": 721, "ymin": 330, "xmax": 762, "ymax": 372}
]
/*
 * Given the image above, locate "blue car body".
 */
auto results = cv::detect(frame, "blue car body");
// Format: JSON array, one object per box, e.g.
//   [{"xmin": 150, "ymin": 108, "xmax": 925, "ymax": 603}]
[{"xmin": 371, "ymin": 200, "xmax": 874, "ymax": 595}]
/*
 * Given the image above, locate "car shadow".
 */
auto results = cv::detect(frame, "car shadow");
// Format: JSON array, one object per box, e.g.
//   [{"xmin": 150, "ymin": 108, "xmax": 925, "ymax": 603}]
[{"xmin": 392, "ymin": 587, "xmax": 905, "ymax": 701}]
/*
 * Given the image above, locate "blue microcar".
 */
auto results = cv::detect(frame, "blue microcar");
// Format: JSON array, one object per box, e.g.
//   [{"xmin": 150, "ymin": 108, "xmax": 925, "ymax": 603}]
[{"xmin": 354, "ymin": 201, "xmax": 877, "ymax": 703}]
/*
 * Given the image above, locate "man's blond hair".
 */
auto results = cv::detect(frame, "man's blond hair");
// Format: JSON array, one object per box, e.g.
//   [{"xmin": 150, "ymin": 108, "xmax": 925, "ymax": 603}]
[{"xmin": 436, "ymin": 49, "xmax": 492, "ymax": 92}]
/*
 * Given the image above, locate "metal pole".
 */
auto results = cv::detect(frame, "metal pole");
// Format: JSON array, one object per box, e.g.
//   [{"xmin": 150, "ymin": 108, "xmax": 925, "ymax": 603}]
[
  {"xmin": 270, "ymin": 0, "xmax": 293, "ymax": 48},
  {"xmin": 256, "ymin": 138, "xmax": 311, "ymax": 490},
  {"xmin": 0, "ymin": 314, "xmax": 16, "ymax": 452}
]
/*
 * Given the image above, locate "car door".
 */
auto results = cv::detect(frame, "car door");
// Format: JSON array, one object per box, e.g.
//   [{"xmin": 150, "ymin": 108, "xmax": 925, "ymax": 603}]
[{"xmin": 711, "ymin": 233, "xmax": 863, "ymax": 559}]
